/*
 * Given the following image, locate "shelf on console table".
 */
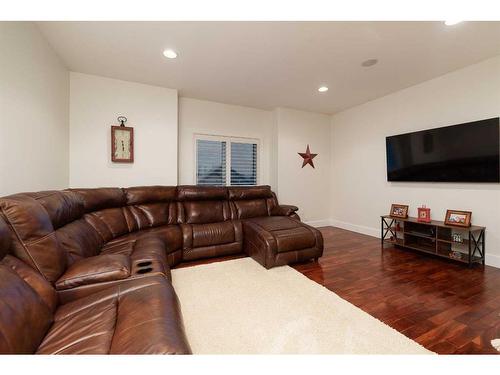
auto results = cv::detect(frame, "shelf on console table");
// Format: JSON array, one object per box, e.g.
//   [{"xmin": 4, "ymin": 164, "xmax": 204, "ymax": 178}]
[{"xmin": 380, "ymin": 215, "xmax": 485, "ymax": 267}]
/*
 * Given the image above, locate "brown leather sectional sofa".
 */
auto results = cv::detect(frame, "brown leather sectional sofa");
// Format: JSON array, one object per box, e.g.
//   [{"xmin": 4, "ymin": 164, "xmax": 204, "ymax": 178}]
[{"xmin": 0, "ymin": 185, "xmax": 323, "ymax": 354}]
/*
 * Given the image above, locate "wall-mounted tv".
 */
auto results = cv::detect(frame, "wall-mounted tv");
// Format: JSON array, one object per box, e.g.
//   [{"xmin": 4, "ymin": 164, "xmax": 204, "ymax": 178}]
[{"xmin": 386, "ymin": 117, "xmax": 500, "ymax": 183}]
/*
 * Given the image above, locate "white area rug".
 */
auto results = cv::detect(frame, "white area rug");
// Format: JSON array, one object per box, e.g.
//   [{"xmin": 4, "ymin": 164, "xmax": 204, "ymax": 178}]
[
  {"xmin": 172, "ymin": 258, "xmax": 433, "ymax": 354},
  {"xmin": 492, "ymin": 339, "xmax": 500, "ymax": 351}
]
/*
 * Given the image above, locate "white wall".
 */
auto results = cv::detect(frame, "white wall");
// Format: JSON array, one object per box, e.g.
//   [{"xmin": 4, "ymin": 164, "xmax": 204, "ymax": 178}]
[
  {"xmin": 178, "ymin": 97, "xmax": 275, "ymax": 186},
  {"xmin": 276, "ymin": 108, "xmax": 331, "ymax": 225},
  {"xmin": 178, "ymin": 100, "xmax": 332, "ymax": 226},
  {"xmin": 0, "ymin": 22, "xmax": 69, "ymax": 196},
  {"xmin": 330, "ymin": 55, "xmax": 500, "ymax": 267},
  {"xmin": 69, "ymin": 73, "xmax": 178, "ymax": 187}
]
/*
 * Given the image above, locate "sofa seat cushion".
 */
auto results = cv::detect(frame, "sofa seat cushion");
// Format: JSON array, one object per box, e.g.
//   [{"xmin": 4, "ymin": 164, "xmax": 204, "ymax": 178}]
[
  {"xmin": 55, "ymin": 254, "xmax": 130, "ymax": 291},
  {"xmin": 37, "ymin": 276, "xmax": 191, "ymax": 354},
  {"xmin": 180, "ymin": 220, "xmax": 243, "ymax": 261},
  {"xmin": 242, "ymin": 216, "xmax": 323, "ymax": 268},
  {"xmin": 273, "ymin": 227, "xmax": 316, "ymax": 253},
  {"xmin": 182, "ymin": 242, "xmax": 242, "ymax": 262},
  {"xmin": 55, "ymin": 226, "xmax": 174, "ymax": 304},
  {"xmin": 37, "ymin": 287, "xmax": 117, "ymax": 354},
  {"xmin": 243, "ymin": 216, "xmax": 316, "ymax": 253},
  {"xmin": 102, "ymin": 225, "xmax": 182, "ymax": 255},
  {"xmin": 101, "ymin": 235, "xmax": 166, "ymax": 261}
]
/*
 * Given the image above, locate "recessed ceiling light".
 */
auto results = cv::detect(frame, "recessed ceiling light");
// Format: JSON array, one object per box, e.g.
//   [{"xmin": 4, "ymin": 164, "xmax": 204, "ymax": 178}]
[
  {"xmin": 361, "ymin": 59, "xmax": 378, "ymax": 67},
  {"xmin": 163, "ymin": 49, "xmax": 178, "ymax": 59},
  {"xmin": 444, "ymin": 20, "xmax": 463, "ymax": 26},
  {"xmin": 318, "ymin": 86, "xmax": 329, "ymax": 93}
]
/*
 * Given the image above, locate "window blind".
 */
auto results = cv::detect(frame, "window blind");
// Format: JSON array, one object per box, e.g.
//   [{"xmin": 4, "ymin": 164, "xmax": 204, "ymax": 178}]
[
  {"xmin": 230, "ymin": 142, "xmax": 257, "ymax": 186},
  {"xmin": 195, "ymin": 137, "xmax": 258, "ymax": 186},
  {"xmin": 196, "ymin": 139, "xmax": 227, "ymax": 186}
]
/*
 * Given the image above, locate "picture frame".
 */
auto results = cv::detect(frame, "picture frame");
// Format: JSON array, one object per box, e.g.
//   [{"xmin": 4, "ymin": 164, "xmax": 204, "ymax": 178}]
[
  {"xmin": 390, "ymin": 204, "xmax": 408, "ymax": 219},
  {"xmin": 417, "ymin": 206, "xmax": 431, "ymax": 223},
  {"xmin": 111, "ymin": 125, "xmax": 134, "ymax": 163},
  {"xmin": 444, "ymin": 210, "xmax": 472, "ymax": 227}
]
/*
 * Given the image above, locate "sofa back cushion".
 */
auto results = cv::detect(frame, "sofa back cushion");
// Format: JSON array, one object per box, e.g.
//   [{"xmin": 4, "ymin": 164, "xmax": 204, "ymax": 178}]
[
  {"xmin": 36, "ymin": 191, "xmax": 85, "ymax": 229},
  {"xmin": 0, "ymin": 215, "xmax": 57, "ymax": 313},
  {"xmin": 123, "ymin": 186, "xmax": 178, "ymax": 228},
  {"xmin": 177, "ymin": 186, "xmax": 230, "ymax": 224},
  {"xmin": 183, "ymin": 201, "xmax": 229, "ymax": 224},
  {"xmin": 228, "ymin": 186, "xmax": 275, "ymax": 219},
  {"xmin": 72, "ymin": 187, "xmax": 178, "ymax": 245},
  {"xmin": 56, "ymin": 219, "xmax": 103, "ymax": 265},
  {"xmin": 0, "ymin": 216, "xmax": 54, "ymax": 354},
  {"xmin": 0, "ymin": 192, "xmax": 69, "ymax": 283},
  {"xmin": 70, "ymin": 188, "xmax": 128, "ymax": 243},
  {"xmin": 124, "ymin": 186, "xmax": 177, "ymax": 205},
  {"xmin": 70, "ymin": 187, "xmax": 125, "ymax": 213},
  {"xmin": 30, "ymin": 191, "xmax": 100, "ymax": 267},
  {"xmin": 0, "ymin": 263, "xmax": 53, "ymax": 353},
  {"xmin": 2, "ymin": 254, "xmax": 58, "ymax": 312},
  {"xmin": 84, "ymin": 208, "xmax": 130, "ymax": 242},
  {"xmin": 0, "ymin": 214, "xmax": 11, "ymax": 260}
]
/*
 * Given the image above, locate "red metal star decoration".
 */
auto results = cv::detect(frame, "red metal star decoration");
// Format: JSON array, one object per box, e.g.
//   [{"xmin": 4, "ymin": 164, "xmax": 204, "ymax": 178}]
[{"xmin": 298, "ymin": 144, "xmax": 318, "ymax": 168}]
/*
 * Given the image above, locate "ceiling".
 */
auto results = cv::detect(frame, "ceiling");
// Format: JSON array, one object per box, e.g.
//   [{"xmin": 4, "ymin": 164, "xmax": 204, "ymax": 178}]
[{"xmin": 37, "ymin": 21, "xmax": 500, "ymax": 114}]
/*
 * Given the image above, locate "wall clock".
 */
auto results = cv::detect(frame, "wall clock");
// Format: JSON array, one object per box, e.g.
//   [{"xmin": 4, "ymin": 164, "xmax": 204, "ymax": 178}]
[{"xmin": 111, "ymin": 116, "xmax": 134, "ymax": 163}]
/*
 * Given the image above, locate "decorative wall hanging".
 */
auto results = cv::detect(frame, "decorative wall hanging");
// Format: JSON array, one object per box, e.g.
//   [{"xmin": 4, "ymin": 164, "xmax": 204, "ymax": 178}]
[
  {"xmin": 111, "ymin": 116, "xmax": 134, "ymax": 163},
  {"xmin": 298, "ymin": 144, "xmax": 317, "ymax": 168}
]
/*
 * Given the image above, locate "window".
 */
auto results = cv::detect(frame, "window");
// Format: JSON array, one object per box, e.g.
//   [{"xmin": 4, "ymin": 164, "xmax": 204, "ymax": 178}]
[
  {"xmin": 230, "ymin": 142, "xmax": 257, "ymax": 186},
  {"xmin": 195, "ymin": 135, "xmax": 258, "ymax": 186},
  {"xmin": 196, "ymin": 138, "xmax": 227, "ymax": 186}
]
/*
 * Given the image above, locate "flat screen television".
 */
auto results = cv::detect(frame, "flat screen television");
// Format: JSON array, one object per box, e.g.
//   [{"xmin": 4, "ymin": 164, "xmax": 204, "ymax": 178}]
[{"xmin": 386, "ymin": 117, "xmax": 500, "ymax": 182}]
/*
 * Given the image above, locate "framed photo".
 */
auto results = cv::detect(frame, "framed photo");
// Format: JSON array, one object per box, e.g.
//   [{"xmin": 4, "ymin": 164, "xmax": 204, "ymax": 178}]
[
  {"xmin": 390, "ymin": 204, "xmax": 408, "ymax": 219},
  {"xmin": 417, "ymin": 207, "xmax": 431, "ymax": 223},
  {"xmin": 444, "ymin": 210, "xmax": 472, "ymax": 227},
  {"xmin": 111, "ymin": 125, "xmax": 134, "ymax": 163}
]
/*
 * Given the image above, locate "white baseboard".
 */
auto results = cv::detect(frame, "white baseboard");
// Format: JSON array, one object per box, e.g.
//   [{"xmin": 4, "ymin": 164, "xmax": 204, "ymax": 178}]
[
  {"xmin": 304, "ymin": 219, "xmax": 332, "ymax": 228},
  {"xmin": 486, "ymin": 253, "xmax": 500, "ymax": 269},
  {"xmin": 328, "ymin": 218, "xmax": 500, "ymax": 269},
  {"xmin": 329, "ymin": 219, "xmax": 380, "ymax": 238}
]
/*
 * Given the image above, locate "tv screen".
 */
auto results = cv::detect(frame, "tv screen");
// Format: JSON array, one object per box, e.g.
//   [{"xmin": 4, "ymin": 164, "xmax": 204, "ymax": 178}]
[{"xmin": 386, "ymin": 118, "xmax": 500, "ymax": 182}]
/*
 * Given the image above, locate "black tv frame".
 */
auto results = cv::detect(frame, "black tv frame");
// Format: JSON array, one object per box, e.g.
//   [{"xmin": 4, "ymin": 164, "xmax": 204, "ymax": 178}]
[{"xmin": 386, "ymin": 117, "xmax": 500, "ymax": 183}]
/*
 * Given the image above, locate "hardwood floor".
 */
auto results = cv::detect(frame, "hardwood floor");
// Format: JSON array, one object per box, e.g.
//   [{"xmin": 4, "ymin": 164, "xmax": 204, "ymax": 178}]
[
  {"xmin": 177, "ymin": 226, "xmax": 500, "ymax": 354},
  {"xmin": 293, "ymin": 227, "xmax": 500, "ymax": 354}
]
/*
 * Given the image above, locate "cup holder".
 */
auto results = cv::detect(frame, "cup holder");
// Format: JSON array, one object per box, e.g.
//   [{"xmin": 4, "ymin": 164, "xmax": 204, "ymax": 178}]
[
  {"xmin": 137, "ymin": 261, "xmax": 152, "ymax": 268},
  {"xmin": 136, "ymin": 267, "xmax": 153, "ymax": 274}
]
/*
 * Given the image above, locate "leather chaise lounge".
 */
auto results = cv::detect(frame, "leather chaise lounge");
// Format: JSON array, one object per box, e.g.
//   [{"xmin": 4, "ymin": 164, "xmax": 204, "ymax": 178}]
[{"xmin": 0, "ymin": 185, "xmax": 323, "ymax": 354}]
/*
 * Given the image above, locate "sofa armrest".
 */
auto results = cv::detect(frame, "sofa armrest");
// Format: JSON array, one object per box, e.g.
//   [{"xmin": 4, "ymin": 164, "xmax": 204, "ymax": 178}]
[
  {"xmin": 55, "ymin": 254, "xmax": 131, "ymax": 291},
  {"xmin": 272, "ymin": 204, "xmax": 299, "ymax": 217}
]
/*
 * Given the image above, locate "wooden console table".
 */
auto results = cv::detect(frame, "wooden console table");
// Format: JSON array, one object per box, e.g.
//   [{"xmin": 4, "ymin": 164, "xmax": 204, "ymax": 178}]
[{"xmin": 381, "ymin": 215, "xmax": 485, "ymax": 267}]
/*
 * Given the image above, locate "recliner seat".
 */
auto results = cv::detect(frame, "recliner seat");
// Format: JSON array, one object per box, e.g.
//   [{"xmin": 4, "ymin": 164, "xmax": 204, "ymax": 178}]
[{"xmin": 177, "ymin": 186, "xmax": 243, "ymax": 261}]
